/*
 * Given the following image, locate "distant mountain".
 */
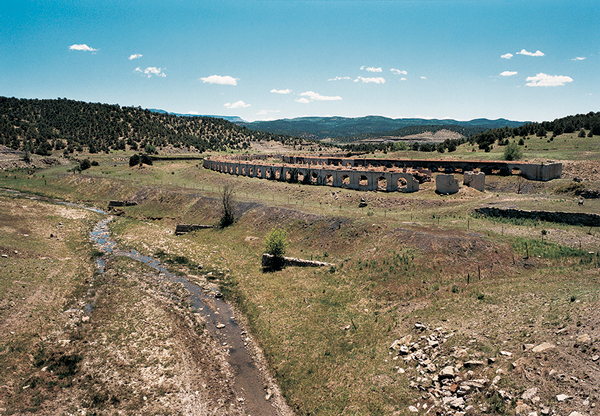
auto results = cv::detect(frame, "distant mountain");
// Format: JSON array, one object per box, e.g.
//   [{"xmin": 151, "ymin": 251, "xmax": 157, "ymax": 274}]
[
  {"xmin": 243, "ymin": 116, "xmax": 526, "ymax": 141},
  {"xmin": 148, "ymin": 109, "xmax": 245, "ymax": 124}
]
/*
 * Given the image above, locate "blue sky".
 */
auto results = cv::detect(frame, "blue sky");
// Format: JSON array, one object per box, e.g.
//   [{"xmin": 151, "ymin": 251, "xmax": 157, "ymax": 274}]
[{"xmin": 1, "ymin": 0, "xmax": 599, "ymax": 122}]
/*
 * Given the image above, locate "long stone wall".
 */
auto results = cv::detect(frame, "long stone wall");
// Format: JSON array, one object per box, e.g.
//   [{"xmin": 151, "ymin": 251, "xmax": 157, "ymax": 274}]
[
  {"xmin": 475, "ymin": 207, "xmax": 600, "ymax": 227},
  {"xmin": 203, "ymin": 158, "xmax": 420, "ymax": 192}
]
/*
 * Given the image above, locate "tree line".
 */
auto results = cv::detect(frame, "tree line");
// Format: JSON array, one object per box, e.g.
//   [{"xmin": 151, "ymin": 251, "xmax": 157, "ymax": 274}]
[
  {"xmin": 0, "ymin": 96, "xmax": 295, "ymax": 155},
  {"xmin": 468, "ymin": 111, "xmax": 600, "ymax": 152}
]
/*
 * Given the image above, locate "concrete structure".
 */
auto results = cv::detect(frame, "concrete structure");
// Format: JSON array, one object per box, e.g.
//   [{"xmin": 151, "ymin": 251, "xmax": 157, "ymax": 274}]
[
  {"xmin": 277, "ymin": 155, "xmax": 561, "ymax": 181},
  {"xmin": 436, "ymin": 174, "xmax": 459, "ymax": 194},
  {"xmin": 463, "ymin": 171, "xmax": 485, "ymax": 192},
  {"xmin": 203, "ymin": 153, "xmax": 562, "ymax": 194},
  {"xmin": 203, "ymin": 158, "xmax": 420, "ymax": 192}
]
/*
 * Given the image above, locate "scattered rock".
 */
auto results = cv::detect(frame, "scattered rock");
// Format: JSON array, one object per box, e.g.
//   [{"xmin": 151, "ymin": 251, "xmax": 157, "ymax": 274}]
[
  {"xmin": 576, "ymin": 333, "xmax": 591, "ymax": 343},
  {"xmin": 532, "ymin": 342, "xmax": 555, "ymax": 353},
  {"xmin": 523, "ymin": 343, "xmax": 535, "ymax": 351},
  {"xmin": 556, "ymin": 394, "xmax": 569, "ymax": 402},
  {"xmin": 522, "ymin": 387, "xmax": 538, "ymax": 401},
  {"xmin": 414, "ymin": 322, "xmax": 427, "ymax": 331},
  {"xmin": 515, "ymin": 402, "xmax": 532, "ymax": 416},
  {"xmin": 408, "ymin": 405, "xmax": 418, "ymax": 413},
  {"xmin": 592, "ymin": 355, "xmax": 599, "ymax": 362},
  {"xmin": 216, "ymin": 324, "xmax": 225, "ymax": 329},
  {"xmin": 464, "ymin": 360, "xmax": 485, "ymax": 367},
  {"xmin": 512, "ymin": 357, "xmax": 527, "ymax": 370},
  {"xmin": 439, "ymin": 366, "xmax": 456, "ymax": 379}
]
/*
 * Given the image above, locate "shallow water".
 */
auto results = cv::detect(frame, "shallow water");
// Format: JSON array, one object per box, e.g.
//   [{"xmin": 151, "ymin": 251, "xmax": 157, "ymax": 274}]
[{"xmin": 90, "ymin": 217, "xmax": 277, "ymax": 415}]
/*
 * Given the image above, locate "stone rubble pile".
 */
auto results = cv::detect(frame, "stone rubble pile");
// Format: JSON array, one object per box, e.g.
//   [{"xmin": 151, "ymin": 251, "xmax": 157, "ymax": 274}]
[{"xmin": 389, "ymin": 322, "xmax": 589, "ymax": 416}]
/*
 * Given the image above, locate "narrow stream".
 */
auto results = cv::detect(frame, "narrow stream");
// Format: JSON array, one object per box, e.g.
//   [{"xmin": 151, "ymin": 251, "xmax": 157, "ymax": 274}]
[{"xmin": 90, "ymin": 217, "xmax": 278, "ymax": 415}]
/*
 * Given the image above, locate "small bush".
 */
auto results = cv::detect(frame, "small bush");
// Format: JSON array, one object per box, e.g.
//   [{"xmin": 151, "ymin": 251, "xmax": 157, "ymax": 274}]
[
  {"xmin": 264, "ymin": 228, "xmax": 289, "ymax": 270},
  {"xmin": 129, "ymin": 154, "xmax": 140, "ymax": 167},
  {"xmin": 452, "ymin": 284, "xmax": 459, "ymax": 293},
  {"xmin": 79, "ymin": 159, "xmax": 91, "ymax": 171},
  {"xmin": 219, "ymin": 184, "xmax": 236, "ymax": 228},
  {"xmin": 503, "ymin": 142, "xmax": 522, "ymax": 161}
]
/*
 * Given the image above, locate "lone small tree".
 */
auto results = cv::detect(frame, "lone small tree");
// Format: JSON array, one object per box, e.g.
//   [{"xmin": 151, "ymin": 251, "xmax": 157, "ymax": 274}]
[
  {"xmin": 219, "ymin": 184, "xmax": 236, "ymax": 228},
  {"xmin": 264, "ymin": 228, "xmax": 289, "ymax": 270},
  {"xmin": 503, "ymin": 141, "xmax": 522, "ymax": 161}
]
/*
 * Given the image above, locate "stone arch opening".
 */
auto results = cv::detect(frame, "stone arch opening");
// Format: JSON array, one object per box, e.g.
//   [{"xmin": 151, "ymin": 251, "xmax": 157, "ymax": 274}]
[
  {"xmin": 511, "ymin": 168, "xmax": 522, "ymax": 176},
  {"xmin": 359, "ymin": 175, "xmax": 369, "ymax": 188},
  {"xmin": 265, "ymin": 168, "xmax": 272, "ymax": 179},
  {"xmin": 377, "ymin": 176, "xmax": 387, "ymax": 191},
  {"xmin": 274, "ymin": 169, "xmax": 281, "ymax": 180},
  {"xmin": 311, "ymin": 171, "xmax": 319, "ymax": 185},
  {"xmin": 325, "ymin": 174, "xmax": 333, "ymax": 186},
  {"xmin": 342, "ymin": 175, "xmax": 350, "ymax": 187},
  {"xmin": 249, "ymin": 167, "xmax": 254, "ymax": 176},
  {"xmin": 398, "ymin": 177, "xmax": 408, "ymax": 192}
]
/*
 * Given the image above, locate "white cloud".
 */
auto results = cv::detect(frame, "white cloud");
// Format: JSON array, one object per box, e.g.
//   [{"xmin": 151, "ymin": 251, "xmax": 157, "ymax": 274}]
[
  {"xmin": 224, "ymin": 101, "xmax": 250, "ymax": 109},
  {"xmin": 328, "ymin": 76, "xmax": 351, "ymax": 81},
  {"xmin": 299, "ymin": 91, "xmax": 342, "ymax": 101},
  {"xmin": 270, "ymin": 89, "xmax": 291, "ymax": 94},
  {"xmin": 200, "ymin": 75, "xmax": 238, "ymax": 85},
  {"xmin": 501, "ymin": 53, "xmax": 513, "ymax": 59},
  {"xmin": 400, "ymin": 77, "xmax": 407, "ymax": 81},
  {"xmin": 572, "ymin": 57, "xmax": 586, "ymax": 61},
  {"xmin": 354, "ymin": 76, "xmax": 386, "ymax": 84},
  {"xmin": 500, "ymin": 71, "xmax": 518, "ymax": 77},
  {"xmin": 295, "ymin": 97, "xmax": 311, "ymax": 104},
  {"xmin": 525, "ymin": 73, "xmax": 573, "ymax": 87},
  {"xmin": 135, "ymin": 67, "xmax": 166, "ymax": 78},
  {"xmin": 187, "ymin": 111, "xmax": 200, "ymax": 115},
  {"xmin": 129, "ymin": 54, "xmax": 143, "ymax": 60},
  {"xmin": 69, "ymin": 44, "xmax": 97, "ymax": 52},
  {"xmin": 365, "ymin": 67, "xmax": 382, "ymax": 73},
  {"xmin": 420, "ymin": 76, "xmax": 427, "ymax": 80},
  {"xmin": 390, "ymin": 68, "xmax": 407, "ymax": 75},
  {"xmin": 257, "ymin": 109, "xmax": 281, "ymax": 115},
  {"xmin": 517, "ymin": 49, "xmax": 545, "ymax": 57}
]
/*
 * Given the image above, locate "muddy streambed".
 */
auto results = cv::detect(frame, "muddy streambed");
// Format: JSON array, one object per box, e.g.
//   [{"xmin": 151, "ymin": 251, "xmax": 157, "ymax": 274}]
[{"xmin": 90, "ymin": 217, "xmax": 279, "ymax": 415}]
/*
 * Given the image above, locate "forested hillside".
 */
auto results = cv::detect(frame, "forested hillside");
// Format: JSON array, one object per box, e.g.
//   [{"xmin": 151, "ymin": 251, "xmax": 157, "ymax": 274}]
[
  {"xmin": 0, "ymin": 97, "xmax": 293, "ymax": 155},
  {"xmin": 244, "ymin": 115, "xmax": 525, "ymax": 141},
  {"xmin": 469, "ymin": 111, "xmax": 600, "ymax": 151},
  {"xmin": 335, "ymin": 124, "xmax": 485, "ymax": 143}
]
